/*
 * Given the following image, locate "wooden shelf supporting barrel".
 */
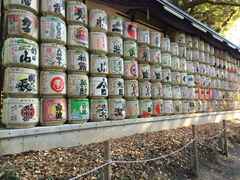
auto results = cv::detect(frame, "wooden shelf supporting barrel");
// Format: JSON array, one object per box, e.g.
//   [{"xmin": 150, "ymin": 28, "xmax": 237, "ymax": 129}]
[{"xmin": 0, "ymin": 110, "xmax": 239, "ymax": 155}]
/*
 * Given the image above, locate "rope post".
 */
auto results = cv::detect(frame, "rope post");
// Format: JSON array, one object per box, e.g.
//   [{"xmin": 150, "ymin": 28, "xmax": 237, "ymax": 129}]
[
  {"xmin": 191, "ymin": 125, "xmax": 199, "ymax": 177},
  {"xmin": 104, "ymin": 139, "xmax": 112, "ymax": 180},
  {"xmin": 223, "ymin": 120, "xmax": 228, "ymax": 157}
]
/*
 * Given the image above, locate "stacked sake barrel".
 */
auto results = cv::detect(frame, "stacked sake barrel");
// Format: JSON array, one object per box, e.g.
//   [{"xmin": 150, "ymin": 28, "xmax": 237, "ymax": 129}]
[
  {"xmin": 161, "ymin": 37, "xmax": 174, "ymax": 115},
  {"xmin": 150, "ymin": 31, "xmax": 163, "ymax": 116},
  {"xmin": 175, "ymin": 33, "xmax": 197, "ymax": 114},
  {"xmin": 66, "ymin": 1, "xmax": 90, "ymax": 124},
  {"xmin": 108, "ymin": 16, "xmax": 126, "ymax": 120},
  {"xmin": 39, "ymin": 0, "xmax": 67, "ymax": 125},
  {"xmin": 123, "ymin": 21, "xmax": 139, "ymax": 118},
  {"xmin": 2, "ymin": 0, "xmax": 39, "ymax": 128},
  {"xmin": 137, "ymin": 27, "xmax": 153, "ymax": 117},
  {"xmin": 88, "ymin": 9, "xmax": 109, "ymax": 121}
]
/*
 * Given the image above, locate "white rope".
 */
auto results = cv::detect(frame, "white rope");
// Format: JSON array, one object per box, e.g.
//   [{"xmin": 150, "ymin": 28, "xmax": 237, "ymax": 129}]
[
  {"xmin": 198, "ymin": 130, "xmax": 224, "ymax": 142},
  {"xmin": 69, "ymin": 139, "xmax": 194, "ymax": 179},
  {"xmin": 112, "ymin": 139, "xmax": 194, "ymax": 164},
  {"xmin": 69, "ymin": 161, "xmax": 112, "ymax": 180}
]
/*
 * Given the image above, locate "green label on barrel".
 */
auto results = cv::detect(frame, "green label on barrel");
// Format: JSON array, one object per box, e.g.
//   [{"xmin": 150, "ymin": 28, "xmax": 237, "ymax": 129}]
[{"xmin": 69, "ymin": 99, "xmax": 89, "ymax": 122}]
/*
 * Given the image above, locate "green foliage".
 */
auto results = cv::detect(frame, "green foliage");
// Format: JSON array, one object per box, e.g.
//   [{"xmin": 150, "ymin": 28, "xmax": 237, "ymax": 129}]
[
  {"xmin": 0, "ymin": 165, "xmax": 20, "ymax": 180},
  {"xmin": 170, "ymin": 0, "xmax": 240, "ymax": 33}
]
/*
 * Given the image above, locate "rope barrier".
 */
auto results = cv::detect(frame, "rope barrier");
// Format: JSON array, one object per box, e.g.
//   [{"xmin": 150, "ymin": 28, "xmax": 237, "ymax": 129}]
[
  {"xmin": 69, "ymin": 127, "xmax": 226, "ymax": 179},
  {"xmin": 69, "ymin": 161, "xmax": 112, "ymax": 180},
  {"xmin": 69, "ymin": 139, "xmax": 194, "ymax": 179},
  {"xmin": 112, "ymin": 139, "xmax": 194, "ymax": 164}
]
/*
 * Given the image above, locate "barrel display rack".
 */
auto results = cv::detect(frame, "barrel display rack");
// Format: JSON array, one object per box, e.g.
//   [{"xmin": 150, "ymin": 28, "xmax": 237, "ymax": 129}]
[{"xmin": 1, "ymin": 0, "xmax": 240, "ymax": 156}]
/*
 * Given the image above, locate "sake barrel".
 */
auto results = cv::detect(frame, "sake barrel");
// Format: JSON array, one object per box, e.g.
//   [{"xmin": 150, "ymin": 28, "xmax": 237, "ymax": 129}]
[
  {"xmin": 152, "ymin": 99, "xmax": 162, "ymax": 116},
  {"xmin": 186, "ymin": 61, "xmax": 194, "ymax": 74},
  {"xmin": 181, "ymin": 72, "xmax": 188, "ymax": 86},
  {"xmin": 192, "ymin": 37, "xmax": 199, "ymax": 49},
  {"xmin": 124, "ymin": 80, "xmax": 139, "ymax": 99},
  {"xmin": 186, "ymin": 74, "xmax": 195, "ymax": 87},
  {"xmin": 67, "ymin": 48, "xmax": 89, "ymax": 73},
  {"xmin": 123, "ymin": 40, "xmax": 138, "ymax": 59},
  {"xmin": 2, "ymin": 97, "xmax": 39, "ymax": 128},
  {"xmin": 124, "ymin": 60, "xmax": 139, "ymax": 79},
  {"xmin": 90, "ymin": 54, "xmax": 108, "ymax": 75},
  {"xmin": 162, "ymin": 68, "xmax": 172, "ymax": 84},
  {"xmin": 151, "ymin": 65, "xmax": 162, "ymax": 82},
  {"xmin": 210, "ymin": 46, "xmax": 215, "ymax": 56},
  {"xmin": 89, "ymin": 9, "xmax": 108, "ymax": 32},
  {"xmin": 162, "ymin": 100, "xmax": 173, "ymax": 115},
  {"xmin": 123, "ymin": 21, "xmax": 137, "ymax": 40},
  {"xmin": 139, "ymin": 99, "xmax": 152, "ymax": 117},
  {"xmin": 199, "ymin": 40, "xmax": 205, "ymax": 52},
  {"xmin": 172, "ymin": 85, "xmax": 181, "ymax": 99},
  {"xmin": 139, "ymin": 81, "xmax": 152, "ymax": 99},
  {"xmin": 68, "ymin": 98, "xmax": 89, "ymax": 123},
  {"xmin": 192, "ymin": 49, "xmax": 200, "ymax": 61},
  {"xmin": 109, "ymin": 16, "xmax": 123, "ymax": 35},
  {"xmin": 162, "ymin": 84, "xmax": 172, "ymax": 99},
  {"xmin": 152, "ymin": 82, "xmax": 163, "ymax": 99},
  {"xmin": 68, "ymin": 74, "xmax": 89, "ymax": 97},
  {"xmin": 199, "ymin": 51, "xmax": 205, "ymax": 63},
  {"xmin": 40, "ymin": 16, "xmax": 66, "ymax": 44},
  {"xmin": 40, "ymin": 71, "xmax": 66, "ymax": 96},
  {"xmin": 40, "ymin": 97, "xmax": 67, "ymax": 125},
  {"xmin": 205, "ymin": 52, "xmax": 210, "ymax": 64},
  {"xmin": 41, "ymin": 0, "xmax": 65, "ymax": 19},
  {"xmin": 90, "ymin": 32, "xmax": 108, "ymax": 53},
  {"xmin": 41, "ymin": 43, "xmax": 66, "ymax": 70},
  {"xmin": 174, "ymin": 32, "xmax": 186, "ymax": 44},
  {"xmin": 171, "ymin": 56, "xmax": 180, "ymax": 71},
  {"xmin": 139, "ymin": 64, "xmax": 151, "ymax": 80},
  {"xmin": 170, "ymin": 42, "xmax": 179, "ymax": 57},
  {"xmin": 186, "ymin": 35, "xmax": 192, "ymax": 48},
  {"xmin": 4, "ymin": 0, "xmax": 39, "ymax": 13},
  {"xmin": 189, "ymin": 100, "xmax": 198, "ymax": 113},
  {"xmin": 138, "ymin": 45, "xmax": 150, "ymax": 63},
  {"xmin": 150, "ymin": 31, "xmax": 161, "ymax": 48},
  {"xmin": 4, "ymin": 67, "xmax": 38, "ymax": 96},
  {"xmin": 186, "ymin": 48, "xmax": 193, "ymax": 61},
  {"xmin": 179, "ymin": 58, "xmax": 187, "ymax": 72},
  {"xmin": 108, "ymin": 35, "xmax": 123, "ymax": 56},
  {"xmin": 138, "ymin": 27, "xmax": 150, "ymax": 44},
  {"xmin": 68, "ymin": 24, "xmax": 89, "ymax": 48},
  {"xmin": 126, "ymin": 99, "xmax": 139, "ymax": 118},
  {"xmin": 173, "ymin": 100, "xmax": 182, "ymax": 114},
  {"xmin": 90, "ymin": 98, "xmax": 108, "ymax": 121},
  {"xmin": 161, "ymin": 37, "xmax": 171, "ymax": 52},
  {"xmin": 108, "ymin": 78, "xmax": 124, "ymax": 97},
  {"xmin": 181, "ymin": 100, "xmax": 189, "ymax": 113},
  {"xmin": 89, "ymin": 76, "xmax": 108, "ymax": 97},
  {"xmin": 3, "ymin": 37, "xmax": 39, "ymax": 68},
  {"xmin": 171, "ymin": 71, "xmax": 181, "ymax": 85},
  {"xmin": 179, "ymin": 45, "xmax": 186, "ymax": 58},
  {"xmin": 181, "ymin": 86, "xmax": 188, "ymax": 99},
  {"xmin": 161, "ymin": 52, "xmax": 171, "ymax": 68},
  {"xmin": 150, "ymin": 48, "xmax": 161, "ymax": 65},
  {"xmin": 193, "ymin": 61, "xmax": 200, "ymax": 74},
  {"xmin": 66, "ymin": 1, "xmax": 88, "ymax": 25},
  {"xmin": 108, "ymin": 56, "xmax": 124, "ymax": 77},
  {"xmin": 5, "ymin": 9, "xmax": 38, "ymax": 40},
  {"xmin": 108, "ymin": 98, "xmax": 126, "ymax": 120}
]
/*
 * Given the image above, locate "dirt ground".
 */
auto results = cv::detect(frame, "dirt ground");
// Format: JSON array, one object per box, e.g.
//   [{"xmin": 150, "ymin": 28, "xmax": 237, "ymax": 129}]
[{"xmin": 0, "ymin": 122, "xmax": 240, "ymax": 180}]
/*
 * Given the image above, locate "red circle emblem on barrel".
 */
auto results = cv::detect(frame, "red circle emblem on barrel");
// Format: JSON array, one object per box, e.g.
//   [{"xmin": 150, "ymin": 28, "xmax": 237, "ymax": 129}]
[{"xmin": 51, "ymin": 77, "xmax": 64, "ymax": 92}]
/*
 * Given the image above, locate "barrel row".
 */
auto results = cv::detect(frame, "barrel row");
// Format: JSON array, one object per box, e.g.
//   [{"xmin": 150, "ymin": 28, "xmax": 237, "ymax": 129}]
[{"xmin": 1, "ymin": 0, "xmax": 240, "ymax": 129}]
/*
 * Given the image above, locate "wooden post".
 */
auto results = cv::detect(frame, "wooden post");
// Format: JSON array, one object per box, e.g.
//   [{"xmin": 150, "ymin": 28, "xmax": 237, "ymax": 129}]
[
  {"xmin": 192, "ymin": 125, "xmax": 199, "ymax": 177},
  {"xmin": 104, "ymin": 139, "xmax": 112, "ymax": 180},
  {"xmin": 223, "ymin": 120, "xmax": 228, "ymax": 157}
]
